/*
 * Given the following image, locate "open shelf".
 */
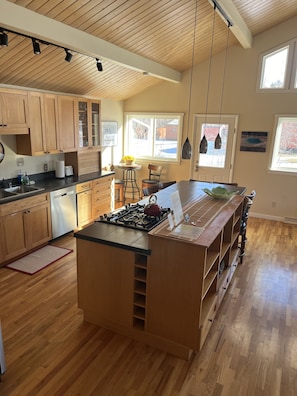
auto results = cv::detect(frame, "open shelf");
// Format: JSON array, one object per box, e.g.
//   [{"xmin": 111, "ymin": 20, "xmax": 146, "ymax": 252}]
[{"xmin": 133, "ymin": 253, "xmax": 148, "ymax": 331}]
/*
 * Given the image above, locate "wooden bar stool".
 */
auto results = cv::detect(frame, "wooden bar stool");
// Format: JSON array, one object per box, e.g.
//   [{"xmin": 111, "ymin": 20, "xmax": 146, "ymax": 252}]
[
  {"xmin": 142, "ymin": 164, "xmax": 163, "ymax": 190},
  {"xmin": 114, "ymin": 179, "xmax": 124, "ymax": 203}
]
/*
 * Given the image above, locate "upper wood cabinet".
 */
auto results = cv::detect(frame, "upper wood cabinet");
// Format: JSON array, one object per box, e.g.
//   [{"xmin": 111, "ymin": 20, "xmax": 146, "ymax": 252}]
[
  {"xmin": 78, "ymin": 99, "xmax": 101, "ymax": 150},
  {"xmin": 43, "ymin": 94, "xmax": 60, "ymax": 154},
  {"xmin": 16, "ymin": 92, "xmax": 77, "ymax": 156},
  {"xmin": 16, "ymin": 92, "xmax": 59, "ymax": 155},
  {"xmin": 58, "ymin": 95, "xmax": 78, "ymax": 153},
  {"xmin": 0, "ymin": 89, "xmax": 29, "ymax": 134}
]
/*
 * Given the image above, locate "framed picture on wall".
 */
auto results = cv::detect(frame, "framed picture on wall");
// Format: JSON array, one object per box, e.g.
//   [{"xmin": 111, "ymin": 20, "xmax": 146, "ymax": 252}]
[
  {"xmin": 102, "ymin": 121, "xmax": 118, "ymax": 147},
  {"xmin": 240, "ymin": 131, "xmax": 268, "ymax": 152}
]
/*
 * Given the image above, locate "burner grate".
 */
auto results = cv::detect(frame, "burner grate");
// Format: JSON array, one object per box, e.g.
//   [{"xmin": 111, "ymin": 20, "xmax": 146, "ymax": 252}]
[{"xmin": 97, "ymin": 203, "xmax": 170, "ymax": 231}]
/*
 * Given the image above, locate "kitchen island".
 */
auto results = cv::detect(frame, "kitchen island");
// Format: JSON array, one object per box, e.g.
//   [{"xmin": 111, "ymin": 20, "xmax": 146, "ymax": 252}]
[{"xmin": 75, "ymin": 181, "xmax": 245, "ymax": 359}]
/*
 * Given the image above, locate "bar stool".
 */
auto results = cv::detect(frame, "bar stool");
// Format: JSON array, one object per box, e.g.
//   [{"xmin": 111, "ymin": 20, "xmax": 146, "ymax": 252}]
[
  {"xmin": 114, "ymin": 179, "xmax": 124, "ymax": 203},
  {"xmin": 239, "ymin": 190, "xmax": 256, "ymax": 263},
  {"xmin": 142, "ymin": 164, "xmax": 163, "ymax": 190},
  {"xmin": 0, "ymin": 320, "xmax": 6, "ymax": 376}
]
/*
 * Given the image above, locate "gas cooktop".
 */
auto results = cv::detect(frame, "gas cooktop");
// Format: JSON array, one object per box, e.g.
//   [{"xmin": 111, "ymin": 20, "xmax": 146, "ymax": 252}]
[{"xmin": 97, "ymin": 203, "xmax": 171, "ymax": 232}]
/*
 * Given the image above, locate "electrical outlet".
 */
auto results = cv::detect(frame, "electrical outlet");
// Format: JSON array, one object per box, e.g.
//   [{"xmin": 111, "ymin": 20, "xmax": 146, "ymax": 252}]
[{"xmin": 16, "ymin": 157, "xmax": 24, "ymax": 167}]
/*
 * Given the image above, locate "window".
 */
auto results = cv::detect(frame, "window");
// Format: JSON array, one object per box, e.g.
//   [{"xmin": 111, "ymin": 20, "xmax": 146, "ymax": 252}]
[
  {"xmin": 124, "ymin": 113, "xmax": 183, "ymax": 162},
  {"xmin": 270, "ymin": 116, "xmax": 297, "ymax": 173},
  {"xmin": 259, "ymin": 38, "xmax": 297, "ymax": 91}
]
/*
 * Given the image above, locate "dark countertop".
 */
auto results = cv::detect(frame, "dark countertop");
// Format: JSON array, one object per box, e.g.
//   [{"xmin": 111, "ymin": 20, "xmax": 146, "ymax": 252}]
[
  {"xmin": 74, "ymin": 180, "xmax": 246, "ymax": 255},
  {"xmin": 0, "ymin": 170, "xmax": 115, "ymax": 204}
]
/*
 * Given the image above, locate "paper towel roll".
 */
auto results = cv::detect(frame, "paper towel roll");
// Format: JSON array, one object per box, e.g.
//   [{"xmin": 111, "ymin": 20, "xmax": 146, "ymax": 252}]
[{"xmin": 55, "ymin": 160, "xmax": 65, "ymax": 178}]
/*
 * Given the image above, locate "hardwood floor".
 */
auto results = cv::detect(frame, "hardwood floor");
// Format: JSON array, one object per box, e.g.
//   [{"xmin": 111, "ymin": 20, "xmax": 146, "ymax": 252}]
[{"xmin": 0, "ymin": 218, "xmax": 296, "ymax": 395}]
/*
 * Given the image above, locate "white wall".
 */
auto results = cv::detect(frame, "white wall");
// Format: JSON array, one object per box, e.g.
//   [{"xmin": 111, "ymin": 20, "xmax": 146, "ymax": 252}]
[{"xmin": 124, "ymin": 16, "xmax": 297, "ymax": 221}]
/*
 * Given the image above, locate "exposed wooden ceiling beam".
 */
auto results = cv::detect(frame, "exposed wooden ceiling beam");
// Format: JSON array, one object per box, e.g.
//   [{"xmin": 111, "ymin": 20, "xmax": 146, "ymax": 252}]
[
  {"xmin": 0, "ymin": 0, "xmax": 181, "ymax": 83},
  {"xmin": 208, "ymin": 0, "xmax": 253, "ymax": 48}
]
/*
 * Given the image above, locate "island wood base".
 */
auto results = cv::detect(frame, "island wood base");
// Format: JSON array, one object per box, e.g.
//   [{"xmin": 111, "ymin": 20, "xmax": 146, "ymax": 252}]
[{"xmin": 76, "ymin": 193, "xmax": 244, "ymax": 359}]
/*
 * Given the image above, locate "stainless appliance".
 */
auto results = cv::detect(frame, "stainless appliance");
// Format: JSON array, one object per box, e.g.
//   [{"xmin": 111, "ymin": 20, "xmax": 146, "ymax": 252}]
[
  {"xmin": 50, "ymin": 186, "xmax": 77, "ymax": 239},
  {"xmin": 97, "ymin": 202, "xmax": 170, "ymax": 232}
]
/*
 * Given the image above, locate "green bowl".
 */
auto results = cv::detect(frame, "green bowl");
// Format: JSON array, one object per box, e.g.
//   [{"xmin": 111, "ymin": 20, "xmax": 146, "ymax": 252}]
[{"xmin": 202, "ymin": 186, "xmax": 239, "ymax": 200}]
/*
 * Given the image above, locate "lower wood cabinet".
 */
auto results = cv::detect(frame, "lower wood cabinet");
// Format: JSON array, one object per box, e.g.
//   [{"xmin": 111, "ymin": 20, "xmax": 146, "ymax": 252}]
[
  {"xmin": 76, "ymin": 176, "xmax": 114, "ymax": 228},
  {"xmin": 0, "ymin": 193, "xmax": 52, "ymax": 264}
]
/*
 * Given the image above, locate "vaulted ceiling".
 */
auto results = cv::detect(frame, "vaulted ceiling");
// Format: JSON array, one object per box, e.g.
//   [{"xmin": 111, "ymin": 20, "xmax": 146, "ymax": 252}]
[{"xmin": 0, "ymin": 0, "xmax": 297, "ymax": 101}]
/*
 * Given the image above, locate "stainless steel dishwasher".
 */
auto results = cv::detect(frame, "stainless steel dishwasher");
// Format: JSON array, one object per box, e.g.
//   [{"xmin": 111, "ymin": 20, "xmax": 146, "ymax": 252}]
[{"xmin": 50, "ymin": 186, "xmax": 77, "ymax": 239}]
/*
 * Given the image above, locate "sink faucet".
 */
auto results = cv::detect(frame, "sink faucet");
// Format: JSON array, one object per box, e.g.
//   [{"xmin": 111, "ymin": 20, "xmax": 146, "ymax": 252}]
[{"xmin": 8, "ymin": 181, "xmax": 12, "ymax": 188}]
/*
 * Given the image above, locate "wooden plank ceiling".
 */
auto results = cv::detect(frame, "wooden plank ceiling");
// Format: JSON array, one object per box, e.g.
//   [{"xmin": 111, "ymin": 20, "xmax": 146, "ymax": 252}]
[{"xmin": 0, "ymin": 0, "xmax": 297, "ymax": 101}]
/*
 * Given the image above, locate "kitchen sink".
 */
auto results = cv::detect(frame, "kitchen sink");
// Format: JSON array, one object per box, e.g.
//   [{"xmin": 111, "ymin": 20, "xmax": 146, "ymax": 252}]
[
  {"xmin": 0, "ymin": 185, "xmax": 45, "ymax": 201},
  {"xmin": 4, "ymin": 185, "xmax": 43, "ymax": 194}
]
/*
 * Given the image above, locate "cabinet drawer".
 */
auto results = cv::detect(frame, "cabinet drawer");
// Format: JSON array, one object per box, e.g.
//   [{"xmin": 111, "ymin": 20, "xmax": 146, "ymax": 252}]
[
  {"xmin": 76, "ymin": 181, "xmax": 92, "ymax": 193},
  {"xmin": 93, "ymin": 184, "xmax": 112, "ymax": 196},
  {"xmin": 93, "ymin": 203, "xmax": 111, "ymax": 219},
  {"xmin": 0, "ymin": 193, "xmax": 49, "ymax": 216},
  {"xmin": 93, "ymin": 190, "xmax": 111, "ymax": 204},
  {"xmin": 92, "ymin": 176, "xmax": 113, "ymax": 188}
]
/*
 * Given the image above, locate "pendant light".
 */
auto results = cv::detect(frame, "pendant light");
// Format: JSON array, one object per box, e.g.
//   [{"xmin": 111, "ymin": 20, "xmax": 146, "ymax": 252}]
[
  {"xmin": 199, "ymin": 4, "xmax": 217, "ymax": 154},
  {"xmin": 182, "ymin": 0, "xmax": 199, "ymax": 160},
  {"xmin": 215, "ymin": 21, "xmax": 231, "ymax": 150}
]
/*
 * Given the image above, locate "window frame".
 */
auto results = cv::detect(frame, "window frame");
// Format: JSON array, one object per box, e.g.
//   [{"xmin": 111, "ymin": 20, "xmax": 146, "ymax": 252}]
[
  {"xmin": 257, "ymin": 37, "xmax": 297, "ymax": 92},
  {"xmin": 269, "ymin": 115, "xmax": 297, "ymax": 174},
  {"xmin": 124, "ymin": 112, "xmax": 184, "ymax": 163}
]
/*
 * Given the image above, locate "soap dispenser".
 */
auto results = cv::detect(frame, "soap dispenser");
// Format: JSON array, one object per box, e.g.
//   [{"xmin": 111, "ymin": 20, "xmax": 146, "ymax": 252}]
[{"xmin": 23, "ymin": 172, "xmax": 30, "ymax": 185}]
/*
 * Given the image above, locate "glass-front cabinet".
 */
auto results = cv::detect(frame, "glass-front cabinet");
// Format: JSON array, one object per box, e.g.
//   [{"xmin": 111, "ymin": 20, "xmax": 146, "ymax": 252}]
[{"xmin": 78, "ymin": 99, "xmax": 101, "ymax": 150}]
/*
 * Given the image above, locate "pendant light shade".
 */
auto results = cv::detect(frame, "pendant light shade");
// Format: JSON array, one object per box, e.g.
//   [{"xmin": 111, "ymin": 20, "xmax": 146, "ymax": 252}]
[
  {"xmin": 182, "ymin": 137, "xmax": 192, "ymax": 159},
  {"xmin": 199, "ymin": 135, "xmax": 208, "ymax": 154},
  {"xmin": 214, "ymin": 132, "xmax": 222, "ymax": 149}
]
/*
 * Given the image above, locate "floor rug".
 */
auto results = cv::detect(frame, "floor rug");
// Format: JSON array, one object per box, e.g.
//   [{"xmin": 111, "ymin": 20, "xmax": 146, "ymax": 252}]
[{"xmin": 6, "ymin": 245, "xmax": 73, "ymax": 275}]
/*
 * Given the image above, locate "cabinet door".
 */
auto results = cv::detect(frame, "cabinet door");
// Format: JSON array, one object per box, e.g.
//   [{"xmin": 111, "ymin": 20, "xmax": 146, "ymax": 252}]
[
  {"xmin": 77, "ymin": 190, "xmax": 92, "ymax": 227},
  {"xmin": 0, "ymin": 90, "xmax": 29, "ymax": 134},
  {"xmin": 1, "ymin": 212, "xmax": 27, "ymax": 261},
  {"xmin": 58, "ymin": 96, "xmax": 77, "ymax": 152},
  {"xmin": 26, "ymin": 203, "xmax": 52, "ymax": 250},
  {"xmin": 77, "ymin": 99, "xmax": 101, "ymax": 150},
  {"xmin": 29, "ymin": 92, "xmax": 46, "ymax": 154},
  {"xmin": 43, "ymin": 94, "xmax": 59, "ymax": 153},
  {"xmin": 90, "ymin": 101, "xmax": 101, "ymax": 147},
  {"xmin": 78, "ymin": 100, "xmax": 89, "ymax": 149}
]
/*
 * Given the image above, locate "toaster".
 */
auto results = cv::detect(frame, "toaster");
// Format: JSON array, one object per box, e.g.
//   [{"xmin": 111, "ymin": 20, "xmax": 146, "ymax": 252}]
[{"xmin": 65, "ymin": 165, "xmax": 74, "ymax": 176}]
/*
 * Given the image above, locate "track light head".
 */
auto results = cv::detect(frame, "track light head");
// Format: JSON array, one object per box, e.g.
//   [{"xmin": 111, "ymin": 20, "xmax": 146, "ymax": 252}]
[
  {"xmin": 32, "ymin": 38, "xmax": 41, "ymax": 55},
  {"xmin": 64, "ymin": 48, "xmax": 73, "ymax": 63},
  {"xmin": 96, "ymin": 58, "xmax": 103, "ymax": 72},
  {"xmin": 0, "ymin": 31, "xmax": 8, "ymax": 47}
]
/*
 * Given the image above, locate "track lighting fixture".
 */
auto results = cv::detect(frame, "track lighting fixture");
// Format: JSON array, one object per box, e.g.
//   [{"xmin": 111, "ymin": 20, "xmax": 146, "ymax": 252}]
[
  {"xmin": 32, "ymin": 38, "xmax": 41, "ymax": 55},
  {"xmin": 0, "ymin": 30, "xmax": 8, "ymax": 47},
  {"xmin": 64, "ymin": 48, "xmax": 73, "ymax": 63},
  {"xmin": 96, "ymin": 58, "xmax": 103, "ymax": 72},
  {"xmin": 0, "ymin": 26, "xmax": 105, "ymax": 72}
]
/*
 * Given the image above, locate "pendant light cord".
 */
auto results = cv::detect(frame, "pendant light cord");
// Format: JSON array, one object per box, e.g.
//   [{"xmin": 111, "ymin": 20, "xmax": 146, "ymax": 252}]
[
  {"xmin": 218, "ymin": 22, "xmax": 231, "ymax": 127},
  {"xmin": 186, "ymin": 0, "xmax": 199, "ymax": 139},
  {"xmin": 204, "ymin": 5, "xmax": 217, "ymax": 129}
]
